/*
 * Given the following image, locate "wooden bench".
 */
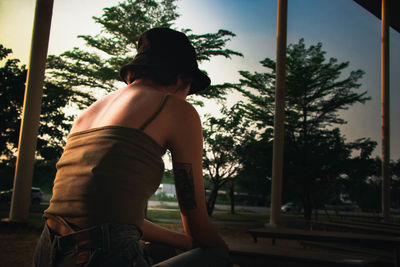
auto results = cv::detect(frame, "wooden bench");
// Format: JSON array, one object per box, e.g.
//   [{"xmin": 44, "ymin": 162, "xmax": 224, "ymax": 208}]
[
  {"xmin": 299, "ymin": 240, "xmax": 393, "ymax": 266},
  {"xmin": 310, "ymin": 220, "xmax": 400, "ymax": 236},
  {"xmin": 335, "ymin": 219, "xmax": 400, "ymax": 231},
  {"xmin": 247, "ymin": 226, "xmax": 400, "ymax": 266},
  {"xmin": 227, "ymin": 242, "xmax": 377, "ymax": 267}
]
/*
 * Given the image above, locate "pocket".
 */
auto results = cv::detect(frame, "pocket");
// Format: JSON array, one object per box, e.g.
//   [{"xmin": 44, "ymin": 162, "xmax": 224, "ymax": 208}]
[
  {"xmin": 84, "ymin": 240, "xmax": 149, "ymax": 267},
  {"xmin": 83, "ymin": 248, "xmax": 131, "ymax": 267},
  {"xmin": 83, "ymin": 248, "xmax": 101, "ymax": 267},
  {"xmin": 122, "ymin": 240, "xmax": 149, "ymax": 267},
  {"xmin": 130, "ymin": 254, "xmax": 149, "ymax": 267}
]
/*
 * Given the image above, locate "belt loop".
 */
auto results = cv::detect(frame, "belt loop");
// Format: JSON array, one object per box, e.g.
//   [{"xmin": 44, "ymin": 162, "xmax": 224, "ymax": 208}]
[{"xmin": 101, "ymin": 224, "xmax": 110, "ymax": 253}]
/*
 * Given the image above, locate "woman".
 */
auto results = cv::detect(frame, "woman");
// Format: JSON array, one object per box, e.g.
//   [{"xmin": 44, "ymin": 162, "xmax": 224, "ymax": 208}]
[{"xmin": 33, "ymin": 28, "xmax": 230, "ymax": 266}]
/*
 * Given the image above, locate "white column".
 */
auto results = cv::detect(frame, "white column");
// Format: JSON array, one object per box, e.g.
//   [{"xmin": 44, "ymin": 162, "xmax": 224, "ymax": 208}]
[
  {"xmin": 8, "ymin": 0, "xmax": 54, "ymax": 222},
  {"xmin": 269, "ymin": 0, "xmax": 287, "ymax": 227},
  {"xmin": 381, "ymin": 0, "xmax": 390, "ymax": 222}
]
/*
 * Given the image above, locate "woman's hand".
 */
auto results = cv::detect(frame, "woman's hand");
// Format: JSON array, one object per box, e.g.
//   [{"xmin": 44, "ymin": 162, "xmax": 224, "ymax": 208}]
[{"xmin": 184, "ymin": 234, "xmax": 195, "ymax": 251}]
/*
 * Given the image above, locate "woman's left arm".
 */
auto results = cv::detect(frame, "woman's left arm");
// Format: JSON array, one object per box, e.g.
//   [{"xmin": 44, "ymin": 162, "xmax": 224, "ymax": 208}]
[{"xmin": 140, "ymin": 219, "xmax": 194, "ymax": 251}]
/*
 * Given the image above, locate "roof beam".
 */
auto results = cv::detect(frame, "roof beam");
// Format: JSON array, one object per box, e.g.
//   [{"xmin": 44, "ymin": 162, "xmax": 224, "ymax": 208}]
[{"xmin": 353, "ymin": 0, "xmax": 399, "ymax": 33}]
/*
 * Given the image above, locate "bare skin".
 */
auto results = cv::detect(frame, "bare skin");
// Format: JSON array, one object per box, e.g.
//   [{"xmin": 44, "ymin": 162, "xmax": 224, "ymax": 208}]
[{"xmin": 70, "ymin": 75, "xmax": 229, "ymax": 252}]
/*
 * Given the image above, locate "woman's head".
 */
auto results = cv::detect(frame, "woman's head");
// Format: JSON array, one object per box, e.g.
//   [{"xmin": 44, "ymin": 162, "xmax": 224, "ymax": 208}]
[{"xmin": 119, "ymin": 28, "xmax": 210, "ymax": 95}]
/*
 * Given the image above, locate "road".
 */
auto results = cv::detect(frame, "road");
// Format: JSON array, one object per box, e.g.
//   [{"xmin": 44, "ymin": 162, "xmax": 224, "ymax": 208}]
[
  {"xmin": 42, "ymin": 195, "xmax": 270, "ymax": 214},
  {"xmin": 43, "ymin": 196, "xmax": 394, "ymax": 218},
  {"xmin": 148, "ymin": 200, "xmax": 270, "ymax": 214}
]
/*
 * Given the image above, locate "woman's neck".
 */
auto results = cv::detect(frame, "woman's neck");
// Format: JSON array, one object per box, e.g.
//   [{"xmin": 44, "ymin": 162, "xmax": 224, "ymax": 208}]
[{"xmin": 129, "ymin": 78, "xmax": 189, "ymax": 100}]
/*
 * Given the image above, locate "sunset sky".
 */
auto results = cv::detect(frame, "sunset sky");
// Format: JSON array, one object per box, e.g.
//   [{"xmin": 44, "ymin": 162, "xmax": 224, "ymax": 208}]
[{"xmin": 0, "ymin": 0, "xmax": 399, "ymax": 159}]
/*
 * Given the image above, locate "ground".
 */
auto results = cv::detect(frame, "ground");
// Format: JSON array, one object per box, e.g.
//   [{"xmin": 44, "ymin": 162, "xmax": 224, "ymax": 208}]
[
  {"xmin": 0, "ymin": 204, "xmax": 284, "ymax": 267},
  {"xmin": 2, "ymin": 203, "xmax": 394, "ymax": 267},
  {"xmin": 0, "ymin": 223, "xmax": 42, "ymax": 267}
]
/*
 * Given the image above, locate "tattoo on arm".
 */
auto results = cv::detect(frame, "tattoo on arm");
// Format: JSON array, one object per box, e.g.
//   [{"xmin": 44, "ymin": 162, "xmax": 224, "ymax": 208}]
[{"xmin": 173, "ymin": 162, "xmax": 197, "ymax": 210}]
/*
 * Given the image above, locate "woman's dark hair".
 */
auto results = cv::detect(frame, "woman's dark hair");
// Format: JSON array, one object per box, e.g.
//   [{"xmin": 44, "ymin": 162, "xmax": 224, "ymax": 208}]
[{"xmin": 126, "ymin": 66, "xmax": 193, "ymax": 88}]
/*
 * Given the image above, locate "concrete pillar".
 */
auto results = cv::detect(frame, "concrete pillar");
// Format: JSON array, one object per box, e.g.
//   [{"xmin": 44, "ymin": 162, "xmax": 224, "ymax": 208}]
[
  {"xmin": 269, "ymin": 0, "xmax": 287, "ymax": 227},
  {"xmin": 381, "ymin": 0, "xmax": 390, "ymax": 222},
  {"xmin": 8, "ymin": 0, "xmax": 54, "ymax": 222}
]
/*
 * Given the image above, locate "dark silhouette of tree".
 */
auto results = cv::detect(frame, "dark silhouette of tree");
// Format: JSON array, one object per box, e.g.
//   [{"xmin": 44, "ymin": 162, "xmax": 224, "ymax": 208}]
[
  {"xmin": 0, "ymin": 45, "xmax": 89, "ymax": 189},
  {"xmin": 233, "ymin": 39, "xmax": 372, "ymax": 220},
  {"xmin": 0, "ymin": 45, "xmax": 80, "ymax": 161},
  {"xmin": 355, "ymin": 158, "xmax": 400, "ymax": 212},
  {"xmin": 339, "ymin": 139, "xmax": 378, "ymax": 208},
  {"xmin": 202, "ymin": 103, "xmax": 253, "ymax": 216},
  {"xmin": 235, "ymin": 135, "xmax": 273, "ymax": 207},
  {"xmin": 0, "ymin": 45, "xmax": 25, "ymax": 160},
  {"xmin": 391, "ymin": 159, "xmax": 400, "ymax": 210},
  {"xmin": 46, "ymin": 0, "xmax": 242, "ymax": 106}
]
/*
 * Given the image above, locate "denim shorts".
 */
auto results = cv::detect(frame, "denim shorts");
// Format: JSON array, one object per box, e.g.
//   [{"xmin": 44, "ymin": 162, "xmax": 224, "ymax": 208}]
[{"xmin": 32, "ymin": 223, "xmax": 231, "ymax": 267}]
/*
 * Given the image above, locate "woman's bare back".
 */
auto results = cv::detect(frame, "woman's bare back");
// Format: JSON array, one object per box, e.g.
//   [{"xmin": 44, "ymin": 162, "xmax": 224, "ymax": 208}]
[{"xmin": 70, "ymin": 84, "xmax": 172, "ymax": 148}]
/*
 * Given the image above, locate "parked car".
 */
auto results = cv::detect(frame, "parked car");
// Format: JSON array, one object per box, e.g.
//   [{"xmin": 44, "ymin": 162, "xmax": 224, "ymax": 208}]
[
  {"xmin": 0, "ymin": 187, "xmax": 43, "ymax": 205},
  {"xmin": 281, "ymin": 202, "xmax": 299, "ymax": 213}
]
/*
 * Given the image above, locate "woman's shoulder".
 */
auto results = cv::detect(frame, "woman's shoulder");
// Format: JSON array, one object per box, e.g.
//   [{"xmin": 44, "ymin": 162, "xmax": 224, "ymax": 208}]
[{"xmin": 165, "ymin": 95, "xmax": 201, "ymax": 124}]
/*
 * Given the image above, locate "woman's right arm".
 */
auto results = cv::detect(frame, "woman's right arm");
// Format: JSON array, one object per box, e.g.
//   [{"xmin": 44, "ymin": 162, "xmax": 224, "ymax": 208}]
[
  {"xmin": 141, "ymin": 219, "xmax": 194, "ymax": 251},
  {"xmin": 166, "ymin": 98, "xmax": 228, "ymax": 252}
]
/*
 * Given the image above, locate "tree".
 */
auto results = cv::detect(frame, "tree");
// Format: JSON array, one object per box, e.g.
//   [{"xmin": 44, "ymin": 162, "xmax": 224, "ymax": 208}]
[
  {"xmin": 391, "ymin": 159, "xmax": 400, "ymax": 210},
  {"xmin": 235, "ymin": 136, "xmax": 273, "ymax": 206},
  {"xmin": 202, "ymin": 103, "xmax": 253, "ymax": 215},
  {"xmin": 46, "ymin": 0, "xmax": 242, "ymax": 108},
  {"xmin": 355, "ymin": 157, "xmax": 400, "ymax": 212},
  {"xmin": 339, "ymin": 138, "xmax": 378, "ymax": 209},
  {"xmin": 0, "ymin": 45, "xmax": 90, "ymax": 190},
  {"xmin": 233, "ymin": 39, "xmax": 372, "ymax": 220},
  {"xmin": 0, "ymin": 45, "xmax": 25, "ymax": 161}
]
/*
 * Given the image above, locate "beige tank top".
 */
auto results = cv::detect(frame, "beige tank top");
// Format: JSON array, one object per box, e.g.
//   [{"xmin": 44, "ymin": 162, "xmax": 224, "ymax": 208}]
[{"xmin": 44, "ymin": 95, "xmax": 169, "ymax": 228}]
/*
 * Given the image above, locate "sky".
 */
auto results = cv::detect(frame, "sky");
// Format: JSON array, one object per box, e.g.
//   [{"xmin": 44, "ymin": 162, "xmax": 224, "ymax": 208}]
[{"xmin": 0, "ymin": 0, "xmax": 399, "ymax": 160}]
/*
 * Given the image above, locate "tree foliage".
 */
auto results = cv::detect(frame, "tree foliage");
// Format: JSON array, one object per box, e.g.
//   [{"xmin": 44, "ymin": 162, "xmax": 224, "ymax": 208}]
[
  {"xmin": 0, "ymin": 45, "xmax": 25, "ymax": 160},
  {"xmin": 46, "ymin": 0, "xmax": 242, "ymax": 105},
  {"xmin": 233, "ymin": 39, "xmax": 375, "ymax": 219},
  {"xmin": 202, "ymin": 103, "xmax": 254, "ymax": 215},
  {"xmin": 0, "ymin": 45, "xmax": 91, "ymax": 189},
  {"xmin": 0, "ymin": 45, "xmax": 93, "ymax": 163},
  {"xmin": 235, "ymin": 138, "xmax": 273, "ymax": 206},
  {"xmin": 391, "ymin": 159, "xmax": 400, "ymax": 209}
]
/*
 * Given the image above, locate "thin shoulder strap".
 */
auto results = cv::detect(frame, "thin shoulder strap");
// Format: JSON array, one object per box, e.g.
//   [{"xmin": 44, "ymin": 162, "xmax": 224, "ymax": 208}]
[{"xmin": 139, "ymin": 94, "xmax": 170, "ymax": 131}]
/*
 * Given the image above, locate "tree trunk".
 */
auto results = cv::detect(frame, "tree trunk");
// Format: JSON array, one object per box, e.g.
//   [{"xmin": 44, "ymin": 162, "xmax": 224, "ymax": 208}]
[
  {"xmin": 206, "ymin": 184, "xmax": 219, "ymax": 216},
  {"xmin": 229, "ymin": 181, "xmax": 235, "ymax": 214},
  {"xmin": 303, "ymin": 185, "xmax": 313, "ymax": 221}
]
